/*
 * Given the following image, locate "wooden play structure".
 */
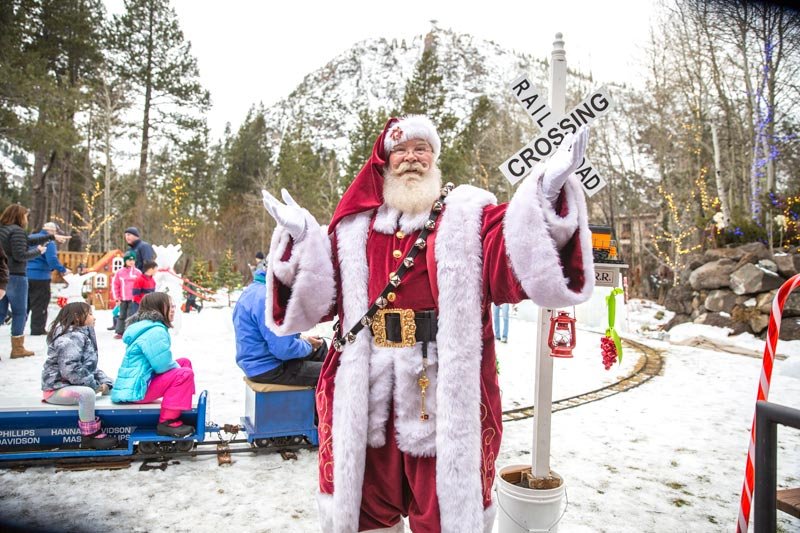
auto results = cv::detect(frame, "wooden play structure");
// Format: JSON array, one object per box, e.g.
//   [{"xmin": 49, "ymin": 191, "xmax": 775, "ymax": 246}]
[{"xmin": 54, "ymin": 250, "xmax": 123, "ymax": 310}]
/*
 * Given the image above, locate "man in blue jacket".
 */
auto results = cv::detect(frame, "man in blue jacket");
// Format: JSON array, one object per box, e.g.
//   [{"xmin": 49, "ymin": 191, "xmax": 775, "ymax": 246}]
[
  {"xmin": 123, "ymin": 226, "xmax": 156, "ymax": 271},
  {"xmin": 27, "ymin": 222, "xmax": 70, "ymax": 335},
  {"xmin": 233, "ymin": 267, "xmax": 326, "ymax": 386}
]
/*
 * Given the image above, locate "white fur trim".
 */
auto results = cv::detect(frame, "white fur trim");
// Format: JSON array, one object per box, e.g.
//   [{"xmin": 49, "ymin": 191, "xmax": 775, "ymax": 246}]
[
  {"xmin": 384, "ymin": 115, "xmax": 442, "ymax": 160},
  {"xmin": 270, "ymin": 230, "xmax": 297, "ymax": 285},
  {"xmin": 317, "ymin": 492, "xmax": 334, "ymax": 533},
  {"xmin": 540, "ymin": 177, "xmax": 580, "ymax": 249},
  {"xmin": 372, "ymin": 203, "xmax": 432, "ymax": 235},
  {"xmin": 483, "ymin": 503, "xmax": 497, "ymax": 533},
  {"xmin": 265, "ymin": 224, "xmax": 336, "ymax": 335},
  {"xmin": 373, "ymin": 204, "xmax": 400, "ymax": 234},
  {"xmin": 366, "ymin": 344, "xmax": 394, "ymax": 448},
  {"xmin": 392, "ymin": 343, "xmax": 438, "ymax": 456},
  {"xmin": 331, "ymin": 212, "xmax": 374, "ymax": 533},
  {"xmin": 435, "ymin": 184, "xmax": 496, "ymax": 533},
  {"xmin": 504, "ymin": 171, "xmax": 594, "ymax": 308}
]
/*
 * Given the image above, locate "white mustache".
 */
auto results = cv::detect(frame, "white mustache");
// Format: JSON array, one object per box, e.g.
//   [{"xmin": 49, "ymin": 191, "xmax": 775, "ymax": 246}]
[{"xmin": 396, "ymin": 161, "xmax": 427, "ymax": 174}]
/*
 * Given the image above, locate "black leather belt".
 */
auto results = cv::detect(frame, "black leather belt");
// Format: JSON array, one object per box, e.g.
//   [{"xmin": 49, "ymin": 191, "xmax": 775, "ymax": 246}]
[{"xmin": 374, "ymin": 309, "xmax": 438, "ymax": 346}]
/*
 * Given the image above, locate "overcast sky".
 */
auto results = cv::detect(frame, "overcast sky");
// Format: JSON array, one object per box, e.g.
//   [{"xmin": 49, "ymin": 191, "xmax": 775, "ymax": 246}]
[{"xmin": 106, "ymin": 0, "xmax": 657, "ymax": 138}]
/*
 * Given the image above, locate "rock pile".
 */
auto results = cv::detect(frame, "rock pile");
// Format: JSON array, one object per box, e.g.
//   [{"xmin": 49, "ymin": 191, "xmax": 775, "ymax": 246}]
[{"xmin": 663, "ymin": 242, "xmax": 800, "ymax": 340}]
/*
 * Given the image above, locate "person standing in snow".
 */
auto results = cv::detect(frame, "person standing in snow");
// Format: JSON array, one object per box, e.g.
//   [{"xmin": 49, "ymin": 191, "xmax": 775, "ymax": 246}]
[
  {"xmin": 27, "ymin": 221, "xmax": 71, "ymax": 336},
  {"xmin": 261, "ymin": 115, "xmax": 594, "ymax": 532},
  {"xmin": 112, "ymin": 251, "xmax": 141, "ymax": 339}
]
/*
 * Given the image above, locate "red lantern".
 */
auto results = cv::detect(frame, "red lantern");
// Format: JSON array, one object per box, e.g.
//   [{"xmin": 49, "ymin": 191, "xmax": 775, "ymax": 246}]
[{"xmin": 548, "ymin": 310, "xmax": 577, "ymax": 358}]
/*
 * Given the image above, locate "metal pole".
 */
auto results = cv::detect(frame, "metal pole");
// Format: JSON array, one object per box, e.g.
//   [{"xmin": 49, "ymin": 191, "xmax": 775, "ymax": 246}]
[{"xmin": 532, "ymin": 32, "xmax": 568, "ymax": 479}]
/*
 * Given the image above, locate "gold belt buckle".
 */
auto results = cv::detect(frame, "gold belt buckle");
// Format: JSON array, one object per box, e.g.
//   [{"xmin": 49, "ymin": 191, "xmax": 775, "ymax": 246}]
[{"xmin": 372, "ymin": 308, "xmax": 417, "ymax": 348}]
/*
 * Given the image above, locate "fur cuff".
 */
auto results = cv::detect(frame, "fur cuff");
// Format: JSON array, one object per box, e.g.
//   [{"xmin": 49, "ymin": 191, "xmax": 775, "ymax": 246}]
[
  {"xmin": 317, "ymin": 492, "xmax": 334, "ymax": 532},
  {"xmin": 505, "ymin": 171, "xmax": 594, "ymax": 308},
  {"xmin": 539, "ymin": 179, "xmax": 579, "ymax": 249},
  {"xmin": 265, "ymin": 224, "xmax": 336, "ymax": 335}
]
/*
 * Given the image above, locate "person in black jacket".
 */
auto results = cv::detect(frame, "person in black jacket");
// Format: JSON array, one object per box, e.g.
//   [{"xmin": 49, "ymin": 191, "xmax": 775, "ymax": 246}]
[
  {"xmin": 123, "ymin": 227, "xmax": 156, "ymax": 271},
  {"xmin": 0, "ymin": 243, "xmax": 8, "ymax": 309},
  {"xmin": 0, "ymin": 204, "xmax": 68, "ymax": 357}
]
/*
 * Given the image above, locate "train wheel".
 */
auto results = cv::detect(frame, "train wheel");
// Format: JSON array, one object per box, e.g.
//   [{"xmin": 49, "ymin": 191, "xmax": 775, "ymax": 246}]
[
  {"xmin": 138, "ymin": 441, "xmax": 158, "ymax": 454},
  {"xmin": 174, "ymin": 440, "xmax": 194, "ymax": 453},
  {"xmin": 254, "ymin": 438, "xmax": 272, "ymax": 448}
]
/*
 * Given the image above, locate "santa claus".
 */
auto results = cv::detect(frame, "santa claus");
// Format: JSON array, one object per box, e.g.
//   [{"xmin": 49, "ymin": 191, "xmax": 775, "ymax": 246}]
[{"xmin": 261, "ymin": 115, "xmax": 593, "ymax": 533}]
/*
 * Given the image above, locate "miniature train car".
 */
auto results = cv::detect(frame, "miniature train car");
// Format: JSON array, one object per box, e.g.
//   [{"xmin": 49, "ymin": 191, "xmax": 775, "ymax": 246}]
[
  {"xmin": 0, "ymin": 381, "xmax": 321, "ymax": 463},
  {"xmin": 0, "ymin": 392, "xmax": 208, "ymax": 461},
  {"xmin": 589, "ymin": 224, "xmax": 618, "ymax": 263}
]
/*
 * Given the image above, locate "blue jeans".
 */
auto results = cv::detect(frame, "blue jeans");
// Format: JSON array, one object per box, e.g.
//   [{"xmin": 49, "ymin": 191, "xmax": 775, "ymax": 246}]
[
  {"xmin": 493, "ymin": 303, "xmax": 509, "ymax": 341},
  {"xmin": 0, "ymin": 274, "xmax": 30, "ymax": 336}
]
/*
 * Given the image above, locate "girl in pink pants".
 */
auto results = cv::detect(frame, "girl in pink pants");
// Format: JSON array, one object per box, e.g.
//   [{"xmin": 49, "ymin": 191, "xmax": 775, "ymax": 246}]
[{"xmin": 112, "ymin": 292, "xmax": 196, "ymax": 438}]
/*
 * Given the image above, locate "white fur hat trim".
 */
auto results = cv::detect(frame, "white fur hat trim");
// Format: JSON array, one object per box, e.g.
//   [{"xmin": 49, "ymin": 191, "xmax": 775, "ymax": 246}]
[{"xmin": 384, "ymin": 115, "xmax": 441, "ymax": 160}]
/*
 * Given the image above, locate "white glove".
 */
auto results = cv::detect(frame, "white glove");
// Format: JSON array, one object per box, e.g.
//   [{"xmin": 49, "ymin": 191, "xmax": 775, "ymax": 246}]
[
  {"xmin": 541, "ymin": 125, "xmax": 589, "ymax": 205},
  {"xmin": 261, "ymin": 188, "xmax": 308, "ymax": 242}
]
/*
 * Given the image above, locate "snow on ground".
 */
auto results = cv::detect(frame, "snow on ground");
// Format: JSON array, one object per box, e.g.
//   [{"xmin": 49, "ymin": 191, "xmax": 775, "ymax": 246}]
[{"xmin": 1, "ymin": 300, "xmax": 799, "ymax": 533}]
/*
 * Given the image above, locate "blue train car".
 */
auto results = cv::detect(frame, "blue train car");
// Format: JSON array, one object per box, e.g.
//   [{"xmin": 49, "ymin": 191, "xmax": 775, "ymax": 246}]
[{"xmin": 0, "ymin": 391, "xmax": 208, "ymax": 461}]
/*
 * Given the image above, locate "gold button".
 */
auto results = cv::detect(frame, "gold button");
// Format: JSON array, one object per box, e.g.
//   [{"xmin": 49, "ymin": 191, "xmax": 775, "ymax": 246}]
[
  {"xmin": 392, "ymin": 250, "xmax": 402, "ymax": 259},
  {"xmin": 387, "ymin": 292, "xmax": 396, "ymax": 302},
  {"xmin": 396, "ymin": 231, "xmax": 405, "ymax": 239}
]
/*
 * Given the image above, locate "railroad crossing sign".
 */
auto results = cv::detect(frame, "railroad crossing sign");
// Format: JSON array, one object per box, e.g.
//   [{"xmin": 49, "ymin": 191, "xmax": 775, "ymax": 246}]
[{"xmin": 500, "ymin": 74, "xmax": 614, "ymax": 197}]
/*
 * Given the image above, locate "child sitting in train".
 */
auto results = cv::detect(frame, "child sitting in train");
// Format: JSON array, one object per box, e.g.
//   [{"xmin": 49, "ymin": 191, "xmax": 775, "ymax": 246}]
[
  {"xmin": 41, "ymin": 302, "xmax": 117, "ymax": 450},
  {"xmin": 111, "ymin": 292, "xmax": 196, "ymax": 438}
]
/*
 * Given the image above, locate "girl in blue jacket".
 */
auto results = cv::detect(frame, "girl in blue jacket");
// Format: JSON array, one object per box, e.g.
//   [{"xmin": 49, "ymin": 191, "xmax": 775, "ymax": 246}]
[{"xmin": 111, "ymin": 292, "xmax": 196, "ymax": 438}]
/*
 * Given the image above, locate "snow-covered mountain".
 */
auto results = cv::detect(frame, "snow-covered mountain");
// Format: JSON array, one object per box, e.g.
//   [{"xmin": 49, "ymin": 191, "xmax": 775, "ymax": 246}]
[{"xmin": 262, "ymin": 27, "xmax": 557, "ymax": 161}]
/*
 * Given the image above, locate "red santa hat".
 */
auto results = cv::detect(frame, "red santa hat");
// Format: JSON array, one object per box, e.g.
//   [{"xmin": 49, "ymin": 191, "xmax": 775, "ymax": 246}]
[
  {"xmin": 382, "ymin": 115, "xmax": 441, "ymax": 161},
  {"xmin": 329, "ymin": 116, "xmax": 440, "ymax": 234}
]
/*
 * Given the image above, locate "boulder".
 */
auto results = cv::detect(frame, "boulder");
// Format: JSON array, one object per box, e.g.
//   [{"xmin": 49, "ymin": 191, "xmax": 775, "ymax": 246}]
[
  {"xmin": 757, "ymin": 259, "xmax": 778, "ymax": 273},
  {"xmin": 704, "ymin": 289, "xmax": 737, "ymax": 313},
  {"xmin": 783, "ymin": 293, "xmax": 800, "ymax": 318},
  {"xmin": 704, "ymin": 247, "xmax": 744, "ymax": 262},
  {"xmin": 730, "ymin": 264, "xmax": 784, "ymax": 295},
  {"xmin": 779, "ymin": 317, "xmax": 800, "ymax": 341},
  {"xmin": 757, "ymin": 290, "xmax": 777, "ymax": 313},
  {"xmin": 665, "ymin": 314, "xmax": 692, "ymax": 330},
  {"xmin": 738, "ymin": 242, "xmax": 771, "ymax": 260},
  {"xmin": 773, "ymin": 253, "xmax": 800, "ymax": 278},
  {"xmin": 689, "ymin": 258, "xmax": 738, "ymax": 290},
  {"xmin": 694, "ymin": 312, "xmax": 733, "ymax": 329},
  {"xmin": 749, "ymin": 313, "xmax": 770, "ymax": 334},
  {"xmin": 664, "ymin": 284, "xmax": 694, "ymax": 314}
]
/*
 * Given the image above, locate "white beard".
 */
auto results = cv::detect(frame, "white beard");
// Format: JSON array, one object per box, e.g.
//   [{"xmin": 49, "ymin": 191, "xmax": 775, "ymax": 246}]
[{"xmin": 383, "ymin": 164, "xmax": 442, "ymax": 215}]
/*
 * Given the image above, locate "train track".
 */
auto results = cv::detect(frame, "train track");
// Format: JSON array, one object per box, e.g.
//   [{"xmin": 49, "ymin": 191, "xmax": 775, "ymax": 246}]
[{"xmin": 501, "ymin": 337, "xmax": 664, "ymax": 423}]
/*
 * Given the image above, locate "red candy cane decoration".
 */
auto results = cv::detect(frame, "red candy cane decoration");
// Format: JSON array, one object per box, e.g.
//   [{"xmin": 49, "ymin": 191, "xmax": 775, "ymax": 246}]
[{"xmin": 736, "ymin": 273, "xmax": 800, "ymax": 533}]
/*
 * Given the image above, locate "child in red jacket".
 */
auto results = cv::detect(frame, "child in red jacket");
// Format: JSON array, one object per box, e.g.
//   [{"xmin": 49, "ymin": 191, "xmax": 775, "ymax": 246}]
[{"xmin": 132, "ymin": 261, "xmax": 157, "ymax": 305}]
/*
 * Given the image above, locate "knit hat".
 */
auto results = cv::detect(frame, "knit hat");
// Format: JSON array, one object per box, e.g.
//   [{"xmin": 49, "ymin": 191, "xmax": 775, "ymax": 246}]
[
  {"xmin": 123, "ymin": 251, "xmax": 136, "ymax": 262},
  {"xmin": 382, "ymin": 115, "xmax": 441, "ymax": 161},
  {"xmin": 124, "ymin": 226, "xmax": 140, "ymax": 238}
]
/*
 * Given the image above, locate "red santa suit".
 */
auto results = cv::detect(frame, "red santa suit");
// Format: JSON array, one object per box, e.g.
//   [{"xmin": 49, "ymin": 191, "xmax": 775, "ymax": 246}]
[{"xmin": 265, "ymin": 116, "xmax": 594, "ymax": 533}]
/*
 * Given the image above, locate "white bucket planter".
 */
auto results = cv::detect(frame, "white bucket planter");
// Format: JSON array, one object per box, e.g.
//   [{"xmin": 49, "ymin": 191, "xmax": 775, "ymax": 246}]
[{"xmin": 496, "ymin": 465, "xmax": 568, "ymax": 533}]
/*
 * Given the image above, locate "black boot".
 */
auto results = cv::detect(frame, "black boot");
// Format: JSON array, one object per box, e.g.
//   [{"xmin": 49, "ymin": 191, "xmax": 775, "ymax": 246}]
[
  {"xmin": 78, "ymin": 418, "xmax": 117, "ymax": 450},
  {"xmin": 156, "ymin": 420, "xmax": 195, "ymax": 438}
]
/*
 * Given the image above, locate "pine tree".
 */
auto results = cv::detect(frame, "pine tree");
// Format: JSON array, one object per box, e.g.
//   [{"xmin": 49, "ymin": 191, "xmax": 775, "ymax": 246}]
[
  {"xmin": 345, "ymin": 107, "xmax": 389, "ymax": 181},
  {"xmin": 111, "ymin": 0, "xmax": 209, "ymax": 225},
  {"xmin": 220, "ymin": 105, "xmax": 272, "ymax": 209},
  {"xmin": 214, "ymin": 248, "xmax": 242, "ymax": 306},
  {"xmin": 276, "ymin": 123, "xmax": 330, "ymax": 221},
  {"xmin": 1, "ymin": 0, "xmax": 106, "ymax": 228},
  {"xmin": 400, "ymin": 35, "xmax": 457, "ymax": 145}
]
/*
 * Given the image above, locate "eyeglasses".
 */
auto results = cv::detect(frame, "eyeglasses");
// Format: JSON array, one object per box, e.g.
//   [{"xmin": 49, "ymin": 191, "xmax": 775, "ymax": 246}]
[{"xmin": 390, "ymin": 144, "xmax": 432, "ymax": 157}]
